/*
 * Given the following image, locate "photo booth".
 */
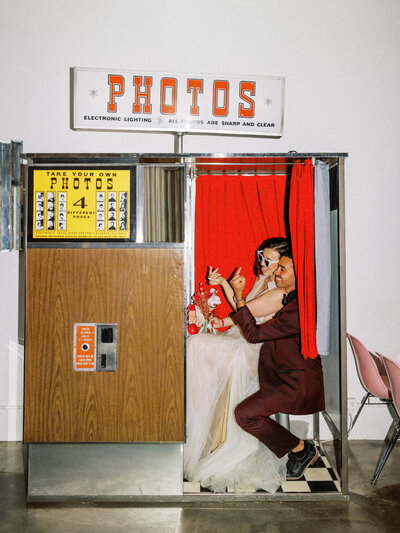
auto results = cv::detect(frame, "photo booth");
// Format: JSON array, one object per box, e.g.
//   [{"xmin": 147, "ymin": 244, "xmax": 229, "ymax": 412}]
[{"xmin": 22, "ymin": 151, "xmax": 348, "ymax": 501}]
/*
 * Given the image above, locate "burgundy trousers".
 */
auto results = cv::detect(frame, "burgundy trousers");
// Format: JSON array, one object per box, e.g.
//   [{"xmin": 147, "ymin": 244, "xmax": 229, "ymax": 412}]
[{"xmin": 234, "ymin": 390, "xmax": 300, "ymax": 458}]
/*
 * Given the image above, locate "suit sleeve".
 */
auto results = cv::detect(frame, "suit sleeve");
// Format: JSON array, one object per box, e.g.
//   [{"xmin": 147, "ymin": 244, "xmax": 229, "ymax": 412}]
[{"xmin": 230, "ymin": 303, "xmax": 299, "ymax": 344}]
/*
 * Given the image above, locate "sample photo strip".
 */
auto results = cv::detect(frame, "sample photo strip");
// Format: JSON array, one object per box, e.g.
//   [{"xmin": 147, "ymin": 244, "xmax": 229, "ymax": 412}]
[
  {"xmin": 97, "ymin": 192, "xmax": 105, "ymax": 230},
  {"xmin": 58, "ymin": 192, "xmax": 67, "ymax": 231},
  {"xmin": 35, "ymin": 192, "xmax": 44, "ymax": 230},
  {"xmin": 108, "ymin": 192, "xmax": 116, "ymax": 230},
  {"xmin": 47, "ymin": 192, "xmax": 55, "ymax": 230},
  {"xmin": 119, "ymin": 191, "xmax": 128, "ymax": 230}
]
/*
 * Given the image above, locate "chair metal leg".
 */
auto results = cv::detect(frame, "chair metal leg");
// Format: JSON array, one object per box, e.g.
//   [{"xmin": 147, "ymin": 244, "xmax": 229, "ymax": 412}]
[
  {"xmin": 348, "ymin": 392, "xmax": 370, "ymax": 436},
  {"xmin": 371, "ymin": 421, "xmax": 400, "ymax": 485},
  {"xmin": 313, "ymin": 412, "xmax": 320, "ymax": 442},
  {"xmin": 276, "ymin": 413, "xmax": 290, "ymax": 431}
]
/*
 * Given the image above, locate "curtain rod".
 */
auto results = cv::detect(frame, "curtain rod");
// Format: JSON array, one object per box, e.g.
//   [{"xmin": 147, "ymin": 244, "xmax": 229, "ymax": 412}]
[
  {"xmin": 195, "ymin": 160, "xmax": 338, "ymax": 176},
  {"xmin": 196, "ymin": 170, "xmax": 290, "ymax": 176},
  {"xmin": 195, "ymin": 161, "xmax": 310, "ymax": 166},
  {"xmin": 194, "ymin": 158, "xmax": 338, "ymax": 171}
]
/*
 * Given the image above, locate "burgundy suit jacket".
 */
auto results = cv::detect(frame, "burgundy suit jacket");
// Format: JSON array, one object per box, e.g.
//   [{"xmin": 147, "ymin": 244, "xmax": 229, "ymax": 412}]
[{"xmin": 231, "ymin": 298, "xmax": 325, "ymax": 415}]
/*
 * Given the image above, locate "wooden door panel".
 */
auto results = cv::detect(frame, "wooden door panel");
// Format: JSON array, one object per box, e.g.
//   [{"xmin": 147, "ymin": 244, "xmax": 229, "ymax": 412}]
[{"xmin": 24, "ymin": 248, "xmax": 184, "ymax": 442}]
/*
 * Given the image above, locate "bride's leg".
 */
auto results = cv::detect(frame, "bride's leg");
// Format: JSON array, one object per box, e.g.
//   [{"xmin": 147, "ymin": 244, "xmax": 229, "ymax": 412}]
[
  {"xmin": 209, "ymin": 373, "xmax": 232, "ymax": 451},
  {"xmin": 185, "ymin": 335, "xmax": 234, "ymax": 470}
]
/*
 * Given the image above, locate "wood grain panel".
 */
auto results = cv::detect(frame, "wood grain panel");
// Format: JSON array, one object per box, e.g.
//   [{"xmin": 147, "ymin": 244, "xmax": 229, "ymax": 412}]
[{"xmin": 24, "ymin": 248, "xmax": 184, "ymax": 443}]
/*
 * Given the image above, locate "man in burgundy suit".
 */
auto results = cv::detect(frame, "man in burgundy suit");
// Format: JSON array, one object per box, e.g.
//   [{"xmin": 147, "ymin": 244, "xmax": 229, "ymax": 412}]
[{"xmin": 229, "ymin": 248, "xmax": 325, "ymax": 480}]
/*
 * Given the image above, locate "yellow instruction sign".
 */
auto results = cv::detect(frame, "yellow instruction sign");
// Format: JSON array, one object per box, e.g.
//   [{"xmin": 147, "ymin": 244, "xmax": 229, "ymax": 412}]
[{"xmin": 32, "ymin": 169, "xmax": 131, "ymax": 239}]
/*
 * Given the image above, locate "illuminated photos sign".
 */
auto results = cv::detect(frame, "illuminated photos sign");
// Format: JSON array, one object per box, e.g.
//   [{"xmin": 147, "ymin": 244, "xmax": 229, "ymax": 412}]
[{"xmin": 72, "ymin": 67, "xmax": 285, "ymax": 137}]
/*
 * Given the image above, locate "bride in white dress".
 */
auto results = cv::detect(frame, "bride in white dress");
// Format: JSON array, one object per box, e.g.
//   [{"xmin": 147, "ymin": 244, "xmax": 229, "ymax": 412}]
[{"xmin": 184, "ymin": 238, "xmax": 290, "ymax": 493}]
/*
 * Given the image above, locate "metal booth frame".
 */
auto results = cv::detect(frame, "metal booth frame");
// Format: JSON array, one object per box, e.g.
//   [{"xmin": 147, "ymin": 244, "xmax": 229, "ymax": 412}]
[{"xmin": 22, "ymin": 152, "xmax": 348, "ymax": 502}]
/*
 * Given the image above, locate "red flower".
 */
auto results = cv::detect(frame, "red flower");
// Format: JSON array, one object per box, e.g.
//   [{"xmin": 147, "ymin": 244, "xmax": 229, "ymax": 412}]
[
  {"xmin": 188, "ymin": 323, "xmax": 199, "ymax": 335},
  {"xmin": 189, "ymin": 304, "xmax": 196, "ymax": 311}
]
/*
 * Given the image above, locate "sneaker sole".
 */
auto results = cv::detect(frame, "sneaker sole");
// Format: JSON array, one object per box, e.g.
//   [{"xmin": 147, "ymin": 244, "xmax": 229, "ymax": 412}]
[{"xmin": 286, "ymin": 450, "xmax": 319, "ymax": 481}]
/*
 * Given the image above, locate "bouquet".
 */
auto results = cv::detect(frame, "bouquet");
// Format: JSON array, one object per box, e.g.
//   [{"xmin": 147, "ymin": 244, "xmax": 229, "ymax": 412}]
[{"xmin": 187, "ymin": 282, "xmax": 221, "ymax": 335}]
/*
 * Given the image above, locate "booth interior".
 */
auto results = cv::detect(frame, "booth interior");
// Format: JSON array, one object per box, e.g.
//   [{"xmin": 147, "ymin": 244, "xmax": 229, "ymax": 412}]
[{"xmin": 20, "ymin": 152, "xmax": 347, "ymax": 502}]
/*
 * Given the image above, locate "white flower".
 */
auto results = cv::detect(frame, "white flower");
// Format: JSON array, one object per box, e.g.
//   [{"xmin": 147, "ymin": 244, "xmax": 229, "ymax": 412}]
[{"xmin": 208, "ymin": 293, "xmax": 221, "ymax": 308}]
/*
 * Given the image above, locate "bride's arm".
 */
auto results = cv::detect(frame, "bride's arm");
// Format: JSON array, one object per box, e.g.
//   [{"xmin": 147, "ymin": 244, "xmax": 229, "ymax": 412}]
[
  {"xmin": 245, "ymin": 287, "xmax": 285, "ymax": 317},
  {"xmin": 214, "ymin": 287, "xmax": 284, "ymax": 329},
  {"xmin": 219, "ymin": 280, "xmax": 236, "ymax": 310},
  {"xmin": 208, "ymin": 267, "xmax": 237, "ymax": 310},
  {"xmin": 212, "ymin": 316, "xmax": 234, "ymax": 328},
  {"xmin": 209, "ymin": 267, "xmax": 260, "ymax": 312}
]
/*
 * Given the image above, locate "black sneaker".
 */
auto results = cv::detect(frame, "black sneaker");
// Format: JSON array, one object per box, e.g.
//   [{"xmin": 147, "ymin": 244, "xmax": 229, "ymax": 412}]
[{"xmin": 286, "ymin": 440, "xmax": 319, "ymax": 480}]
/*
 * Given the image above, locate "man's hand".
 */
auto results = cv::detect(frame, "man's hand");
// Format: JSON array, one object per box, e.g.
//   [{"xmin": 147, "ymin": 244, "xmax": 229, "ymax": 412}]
[{"xmin": 230, "ymin": 267, "xmax": 246, "ymax": 298}]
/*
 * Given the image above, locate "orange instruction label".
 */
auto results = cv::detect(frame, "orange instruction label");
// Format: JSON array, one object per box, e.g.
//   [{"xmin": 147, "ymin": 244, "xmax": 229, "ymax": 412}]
[{"xmin": 74, "ymin": 324, "xmax": 96, "ymax": 371}]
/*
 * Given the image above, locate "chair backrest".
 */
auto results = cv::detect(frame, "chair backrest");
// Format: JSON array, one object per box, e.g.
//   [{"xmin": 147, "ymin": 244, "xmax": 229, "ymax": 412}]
[
  {"xmin": 347, "ymin": 334, "xmax": 391, "ymax": 400},
  {"xmin": 379, "ymin": 354, "xmax": 400, "ymax": 417},
  {"xmin": 370, "ymin": 351, "xmax": 386, "ymax": 376}
]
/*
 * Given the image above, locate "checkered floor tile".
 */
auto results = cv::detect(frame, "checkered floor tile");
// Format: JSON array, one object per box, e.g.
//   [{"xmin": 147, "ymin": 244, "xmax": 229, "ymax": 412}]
[{"xmin": 184, "ymin": 442, "xmax": 339, "ymax": 494}]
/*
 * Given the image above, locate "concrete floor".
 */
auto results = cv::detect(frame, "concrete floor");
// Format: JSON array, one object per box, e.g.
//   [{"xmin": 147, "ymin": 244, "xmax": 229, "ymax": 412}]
[{"xmin": 0, "ymin": 441, "xmax": 399, "ymax": 532}]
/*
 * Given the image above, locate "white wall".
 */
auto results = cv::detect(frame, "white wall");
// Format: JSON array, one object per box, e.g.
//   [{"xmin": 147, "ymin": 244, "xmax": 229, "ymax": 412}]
[
  {"xmin": 0, "ymin": 251, "xmax": 23, "ymax": 440},
  {"xmin": 1, "ymin": 0, "xmax": 400, "ymax": 440}
]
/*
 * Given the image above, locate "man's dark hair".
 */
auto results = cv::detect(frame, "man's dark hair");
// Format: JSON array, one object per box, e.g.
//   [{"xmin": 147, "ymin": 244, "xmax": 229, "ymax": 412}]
[{"xmin": 253, "ymin": 237, "xmax": 292, "ymax": 276}]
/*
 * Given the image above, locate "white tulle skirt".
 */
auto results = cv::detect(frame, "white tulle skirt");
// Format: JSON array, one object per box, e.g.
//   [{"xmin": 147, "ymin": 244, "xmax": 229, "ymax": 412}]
[{"xmin": 184, "ymin": 326, "xmax": 287, "ymax": 493}]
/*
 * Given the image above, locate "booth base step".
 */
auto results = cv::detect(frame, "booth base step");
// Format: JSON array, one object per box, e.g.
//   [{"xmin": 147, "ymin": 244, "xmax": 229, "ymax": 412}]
[{"xmin": 184, "ymin": 442, "xmax": 340, "ymax": 495}]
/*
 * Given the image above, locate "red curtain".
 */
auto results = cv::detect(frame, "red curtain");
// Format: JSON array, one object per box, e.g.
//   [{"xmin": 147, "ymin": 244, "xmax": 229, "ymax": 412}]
[
  {"xmin": 289, "ymin": 160, "xmax": 318, "ymax": 359},
  {"xmin": 195, "ymin": 174, "xmax": 287, "ymax": 319}
]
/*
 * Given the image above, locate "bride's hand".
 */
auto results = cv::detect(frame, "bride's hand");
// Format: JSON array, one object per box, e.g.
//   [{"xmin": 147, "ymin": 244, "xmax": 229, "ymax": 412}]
[
  {"xmin": 208, "ymin": 267, "xmax": 225, "ymax": 285},
  {"xmin": 230, "ymin": 267, "xmax": 246, "ymax": 295},
  {"xmin": 211, "ymin": 317, "xmax": 224, "ymax": 328}
]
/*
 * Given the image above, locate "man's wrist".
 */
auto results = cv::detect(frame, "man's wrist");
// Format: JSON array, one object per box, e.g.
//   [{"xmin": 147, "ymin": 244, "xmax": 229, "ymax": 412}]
[{"xmin": 234, "ymin": 294, "xmax": 245, "ymax": 309}]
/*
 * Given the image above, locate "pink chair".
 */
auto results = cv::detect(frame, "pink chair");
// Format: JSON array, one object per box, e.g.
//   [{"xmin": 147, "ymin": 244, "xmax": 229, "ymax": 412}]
[
  {"xmin": 371, "ymin": 353, "xmax": 400, "ymax": 484},
  {"xmin": 347, "ymin": 334, "xmax": 391, "ymax": 436}
]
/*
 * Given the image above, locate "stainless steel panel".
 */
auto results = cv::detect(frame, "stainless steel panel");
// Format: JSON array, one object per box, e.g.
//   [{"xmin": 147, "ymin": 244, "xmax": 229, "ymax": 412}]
[
  {"xmin": 27, "ymin": 443, "xmax": 183, "ymax": 498},
  {"xmin": 136, "ymin": 166, "xmax": 144, "ymax": 243},
  {"xmin": 27, "ymin": 241, "xmax": 184, "ymax": 248},
  {"xmin": 0, "ymin": 143, "xmax": 11, "ymax": 250},
  {"xmin": 338, "ymin": 156, "xmax": 348, "ymax": 495},
  {"xmin": 11, "ymin": 141, "xmax": 23, "ymax": 250},
  {"xmin": 96, "ymin": 324, "xmax": 117, "ymax": 371},
  {"xmin": 321, "ymin": 209, "xmax": 341, "ymax": 432},
  {"xmin": 25, "ymin": 153, "xmax": 349, "ymax": 162},
  {"xmin": 320, "ymin": 157, "xmax": 348, "ymax": 495}
]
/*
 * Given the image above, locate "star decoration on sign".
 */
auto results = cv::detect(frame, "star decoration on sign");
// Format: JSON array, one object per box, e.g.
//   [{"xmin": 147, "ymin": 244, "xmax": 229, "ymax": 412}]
[
  {"xmin": 264, "ymin": 97, "xmax": 273, "ymax": 106},
  {"xmin": 89, "ymin": 88, "xmax": 98, "ymax": 98}
]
